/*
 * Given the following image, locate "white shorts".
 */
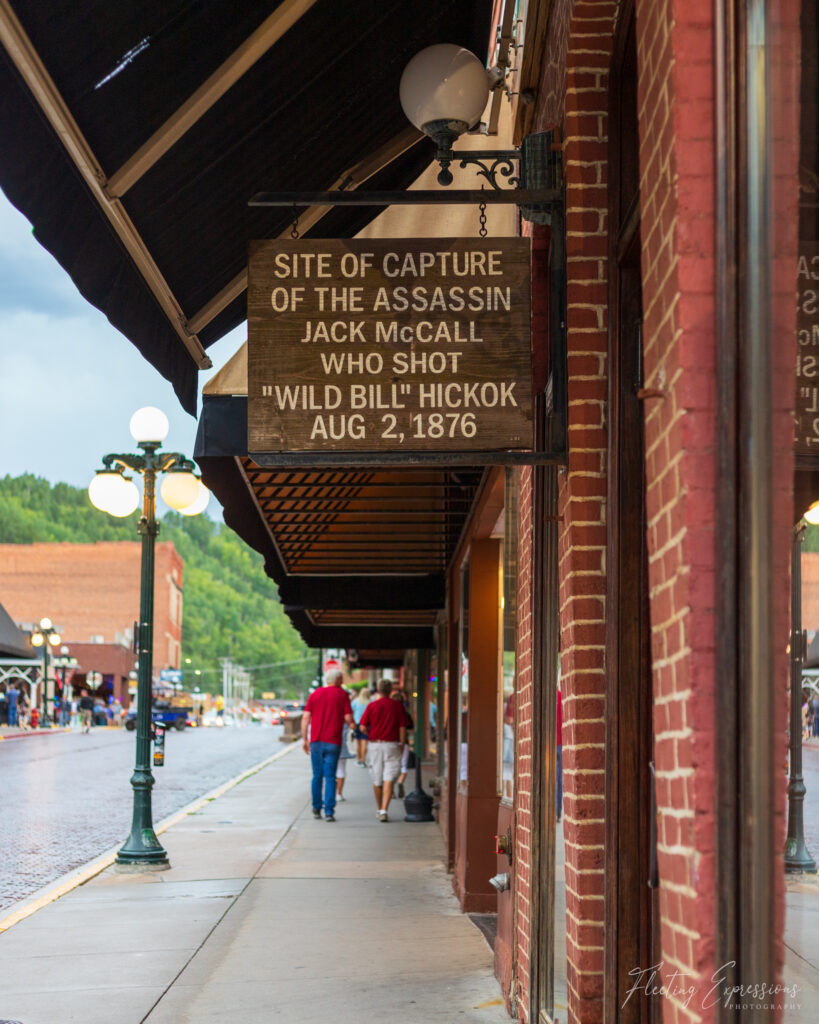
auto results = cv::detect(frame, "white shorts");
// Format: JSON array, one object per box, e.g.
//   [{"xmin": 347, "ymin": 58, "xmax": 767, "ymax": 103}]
[{"xmin": 366, "ymin": 741, "xmax": 402, "ymax": 785}]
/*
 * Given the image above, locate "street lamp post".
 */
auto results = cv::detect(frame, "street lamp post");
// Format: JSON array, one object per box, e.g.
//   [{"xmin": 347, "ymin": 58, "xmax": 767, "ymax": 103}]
[
  {"xmin": 785, "ymin": 520, "xmax": 817, "ymax": 872},
  {"xmin": 53, "ymin": 645, "xmax": 78, "ymax": 726},
  {"xmin": 30, "ymin": 617, "xmax": 61, "ymax": 728},
  {"xmin": 89, "ymin": 407, "xmax": 208, "ymax": 870}
]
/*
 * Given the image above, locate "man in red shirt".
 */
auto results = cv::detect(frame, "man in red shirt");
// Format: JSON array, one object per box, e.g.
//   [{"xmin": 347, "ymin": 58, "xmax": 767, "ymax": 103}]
[
  {"xmin": 301, "ymin": 669, "xmax": 354, "ymax": 821},
  {"xmin": 359, "ymin": 678, "xmax": 413, "ymax": 822}
]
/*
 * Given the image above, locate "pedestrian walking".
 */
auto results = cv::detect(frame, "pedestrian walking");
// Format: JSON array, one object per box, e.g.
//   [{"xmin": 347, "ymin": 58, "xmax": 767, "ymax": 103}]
[
  {"xmin": 301, "ymin": 668, "xmax": 354, "ymax": 822},
  {"xmin": 359, "ymin": 678, "xmax": 413, "ymax": 822},
  {"xmin": 813, "ymin": 695, "xmax": 819, "ymax": 738},
  {"xmin": 390, "ymin": 689, "xmax": 414, "ymax": 799},
  {"xmin": 351, "ymin": 686, "xmax": 370, "ymax": 764},
  {"xmin": 6, "ymin": 679, "xmax": 20, "ymax": 727},
  {"xmin": 17, "ymin": 689, "xmax": 29, "ymax": 728},
  {"xmin": 335, "ymin": 722, "xmax": 355, "ymax": 801},
  {"xmin": 78, "ymin": 688, "xmax": 94, "ymax": 733}
]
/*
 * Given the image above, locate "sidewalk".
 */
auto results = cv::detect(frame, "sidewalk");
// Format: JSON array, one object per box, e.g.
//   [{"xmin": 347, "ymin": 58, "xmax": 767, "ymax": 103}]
[
  {"xmin": 0, "ymin": 745, "xmax": 510, "ymax": 1024},
  {"xmin": 785, "ymin": 873, "xmax": 819, "ymax": 1022}
]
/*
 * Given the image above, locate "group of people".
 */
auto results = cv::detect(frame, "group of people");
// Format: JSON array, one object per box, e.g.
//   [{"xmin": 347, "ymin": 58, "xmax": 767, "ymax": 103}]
[
  {"xmin": 0, "ymin": 679, "xmax": 28, "ymax": 727},
  {"xmin": 301, "ymin": 669, "xmax": 413, "ymax": 822},
  {"xmin": 804, "ymin": 693, "xmax": 819, "ymax": 740},
  {"xmin": 0, "ymin": 679, "xmax": 116, "ymax": 731}
]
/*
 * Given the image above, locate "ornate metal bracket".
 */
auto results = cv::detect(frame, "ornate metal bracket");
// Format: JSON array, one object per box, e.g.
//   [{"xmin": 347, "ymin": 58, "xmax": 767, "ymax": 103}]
[{"xmin": 455, "ymin": 150, "xmax": 520, "ymax": 190}]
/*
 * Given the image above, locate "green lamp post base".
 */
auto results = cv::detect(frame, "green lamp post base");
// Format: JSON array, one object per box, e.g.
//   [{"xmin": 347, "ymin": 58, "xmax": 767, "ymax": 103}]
[
  {"xmin": 116, "ymin": 830, "xmax": 169, "ymax": 870},
  {"xmin": 115, "ymin": 768, "xmax": 170, "ymax": 870},
  {"xmin": 784, "ymin": 838, "xmax": 817, "ymax": 874}
]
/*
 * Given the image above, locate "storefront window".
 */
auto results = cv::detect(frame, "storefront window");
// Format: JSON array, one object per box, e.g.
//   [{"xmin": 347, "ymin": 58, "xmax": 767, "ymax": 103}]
[
  {"xmin": 501, "ymin": 468, "xmax": 518, "ymax": 802},
  {"xmin": 458, "ymin": 559, "xmax": 470, "ymax": 787},
  {"xmin": 438, "ymin": 616, "xmax": 448, "ymax": 777}
]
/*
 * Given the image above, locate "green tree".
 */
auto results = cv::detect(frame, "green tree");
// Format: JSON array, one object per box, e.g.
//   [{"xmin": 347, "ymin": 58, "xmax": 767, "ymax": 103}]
[{"xmin": 0, "ymin": 474, "xmax": 314, "ymax": 697}]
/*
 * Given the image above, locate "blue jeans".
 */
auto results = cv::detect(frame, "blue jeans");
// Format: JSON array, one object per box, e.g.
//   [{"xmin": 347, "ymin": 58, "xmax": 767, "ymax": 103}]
[
  {"xmin": 310, "ymin": 741, "xmax": 341, "ymax": 815},
  {"xmin": 556, "ymin": 745, "xmax": 563, "ymax": 818},
  {"xmin": 8, "ymin": 704, "xmax": 18, "ymax": 726}
]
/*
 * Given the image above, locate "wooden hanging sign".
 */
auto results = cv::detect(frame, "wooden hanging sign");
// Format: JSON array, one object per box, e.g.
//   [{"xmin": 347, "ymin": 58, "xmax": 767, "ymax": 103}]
[{"xmin": 248, "ymin": 238, "xmax": 532, "ymax": 455}]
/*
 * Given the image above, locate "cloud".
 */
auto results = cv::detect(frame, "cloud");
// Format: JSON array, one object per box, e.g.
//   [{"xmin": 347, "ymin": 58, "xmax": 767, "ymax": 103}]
[{"xmin": 0, "ymin": 193, "xmax": 246, "ymax": 518}]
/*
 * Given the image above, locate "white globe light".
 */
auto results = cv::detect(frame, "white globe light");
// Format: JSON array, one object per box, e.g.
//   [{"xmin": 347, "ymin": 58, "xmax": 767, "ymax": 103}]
[
  {"xmin": 129, "ymin": 406, "xmax": 169, "ymax": 444},
  {"xmin": 39, "ymin": 616, "xmax": 53, "ymax": 630},
  {"xmin": 89, "ymin": 471, "xmax": 127, "ymax": 513},
  {"xmin": 400, "ymin": 44, "xmax": 490, "ymax": 132},
  {"xmin": 48, "ymin": 632, "xmax": 61, "ymax": 646},
  {"xmin": 805, "ymin": 500, "xmax": 819, "ymax": 525},
  {"xmin": 161, "ymin": 471, "xmax": 201, "ymax": 510},
  {"xmin": 179, "ymin": 482, "xmax": 210, "ymax": 517},
  {"xmin": 106, "ymin": 477, "xmax": 140, "ymax": 518}
]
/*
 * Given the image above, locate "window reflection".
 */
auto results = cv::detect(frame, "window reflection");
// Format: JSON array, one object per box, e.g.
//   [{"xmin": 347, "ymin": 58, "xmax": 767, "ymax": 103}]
[
  {"xmin": 501, "ymin": 468, "xmax": 518, "ymax": 802},
  {"xmin": 458, "ymin": 560, "xmax": 470, "ymax": 786}
]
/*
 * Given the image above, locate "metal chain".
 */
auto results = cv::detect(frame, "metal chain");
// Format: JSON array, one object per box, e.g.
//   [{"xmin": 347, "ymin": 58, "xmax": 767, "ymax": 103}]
[
  {"xmin": 478, "ymin": 198, "xmax": 487, "ymax": 238},
  {"xmin": 291, "ymin": 207, "xmax": 300, "ymax": 239}
]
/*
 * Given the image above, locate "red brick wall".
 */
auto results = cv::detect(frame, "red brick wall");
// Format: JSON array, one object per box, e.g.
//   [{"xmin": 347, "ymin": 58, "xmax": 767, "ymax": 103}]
[
  {"xmin": 0, "ymin": 541, "xmax": 183, "ymax": 672},
  {"xmin": 514, "ymin": 462, "xmax": 534, "ymax": 1017},
  {"xmin": 512, "ymin": 3, "xmax": 618, "ymax": 1022},
  {"xmin": 635, "ymin": 0, "xmax": 797, "ymax": 1017},
  {"xmin": 634, "ymin": 0, "xmax": 714, "ymax": 1017},
  {"xmin": 556, "ymin": 4, "xmax": 618, "ymax": 1023},
  {"xmin": 512, "ymin": 2, "xmax": 798, "ymax": 1021},
  {"xmin": 510, "ymin": 223, "xmax": 549, "ymax": 1018}
]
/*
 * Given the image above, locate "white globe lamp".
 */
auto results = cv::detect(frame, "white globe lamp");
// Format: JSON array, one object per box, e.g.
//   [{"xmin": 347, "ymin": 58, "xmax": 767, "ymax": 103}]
[
  {"xmin": 161, "ymin": 470, "xmax": 201, "ymax": 511},
  {"xmin": 179, "ymin": 482, "xmax": 210, "ymax": 517},
  {"xmin": 106, "ymin": 477, "xmax": 140, "ymax": 518},
  {"xmin": 805, "ymin": 500, "xmax": 819, "ymax": 525},
  {"xmin": 129, "ymin": 406, "xmax": 169, "ymax": 444},
  {"xmin": 400, "ymin": 44, "xmax": 490, "ymax": 185},
  {"xmin": 89, "ymin": 471, "xmax": 127, "ymax": 514},
  {"xmin": 400, "ymin": 44, "xmax": 490, "ymax": 133}
]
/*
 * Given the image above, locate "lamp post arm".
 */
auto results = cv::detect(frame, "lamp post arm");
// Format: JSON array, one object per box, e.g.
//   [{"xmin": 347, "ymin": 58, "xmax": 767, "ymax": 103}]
[
  {"xmin": 155, "ymin": 453, "xmax": 197, "ymax": 473},
  {"xmin": 101, "ymin": 452, "xmax": 146, "ymax": 473}
]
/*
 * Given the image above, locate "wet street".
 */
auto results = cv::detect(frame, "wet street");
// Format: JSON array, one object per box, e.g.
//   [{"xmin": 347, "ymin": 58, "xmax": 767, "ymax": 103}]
[{"xmin": 0, "ymin": 724, "xmax": 287, "ymax": 914}]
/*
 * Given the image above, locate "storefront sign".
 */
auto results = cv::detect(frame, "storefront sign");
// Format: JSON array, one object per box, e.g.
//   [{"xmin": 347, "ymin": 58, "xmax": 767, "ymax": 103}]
[
  {"xmin": 796, "ymin": 243, "xmax": 819, "ymax": 457},
  {"xmin": 248, "ymin": 238, "xmax": 532, "ymax": 453}
]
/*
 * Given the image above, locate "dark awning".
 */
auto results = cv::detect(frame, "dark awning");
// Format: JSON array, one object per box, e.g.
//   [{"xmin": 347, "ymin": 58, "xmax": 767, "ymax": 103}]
[
  {"xmin": 0, "ymin": 600, "xmax": 31, "ymax": 659},
  {"xmin": 196, "ymin": 404, "xmax": 483, "ymax": 648},
  {"xmin": 0, "ymin": 0, "xmax": 491, "ymax": 414}
]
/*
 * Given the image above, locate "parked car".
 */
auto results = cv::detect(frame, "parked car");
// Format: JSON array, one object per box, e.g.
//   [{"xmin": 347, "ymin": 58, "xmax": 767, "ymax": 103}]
[{"xmin": 125, "ymin": 697, "xmax": 191, "ymax": 732}]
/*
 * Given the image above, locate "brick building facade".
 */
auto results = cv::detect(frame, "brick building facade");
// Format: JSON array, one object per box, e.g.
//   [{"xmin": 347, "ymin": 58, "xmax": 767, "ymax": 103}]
[
  {"xmin": 431, "ymin": 2, "xmax": 804, "ymax": 1023},
  {"xmin": 0, "ymin": 541, "xmax": 184, "ymax": 674},
  {"xmin": 0, "ymin": 1, "xmax": 810, "ymax": 1022}
]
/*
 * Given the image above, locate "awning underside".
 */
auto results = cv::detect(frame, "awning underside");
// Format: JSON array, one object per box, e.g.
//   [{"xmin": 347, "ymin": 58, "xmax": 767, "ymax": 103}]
[
  {"xmin": 198, "ymin": 451, "xmax": 482, "ymax": 648},
  {"xmin": 0, "ymin": 0, "xmax": 491, "ymax": 413}
]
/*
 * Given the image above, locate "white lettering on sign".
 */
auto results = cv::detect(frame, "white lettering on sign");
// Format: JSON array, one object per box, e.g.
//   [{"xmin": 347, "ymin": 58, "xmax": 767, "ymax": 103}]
[
  {"xmin": 248, "ymin": 238, "xmax": 533, "ymax": 453},
  {"xmin": 796, "ymin": 245, "xmax": 819, "ymax": 454}
]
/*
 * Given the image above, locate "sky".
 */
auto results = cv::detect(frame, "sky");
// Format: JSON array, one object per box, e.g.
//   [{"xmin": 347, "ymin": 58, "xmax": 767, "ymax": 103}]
[{"xmin": 0, "ymin": 193, "xmax": 245, "ymax": 517}]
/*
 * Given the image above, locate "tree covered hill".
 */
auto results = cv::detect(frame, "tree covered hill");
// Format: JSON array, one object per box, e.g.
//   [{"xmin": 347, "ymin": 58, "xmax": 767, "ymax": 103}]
[{"xmin": 0, "ymin": 474, "xmax": 314, "ymax": 697}]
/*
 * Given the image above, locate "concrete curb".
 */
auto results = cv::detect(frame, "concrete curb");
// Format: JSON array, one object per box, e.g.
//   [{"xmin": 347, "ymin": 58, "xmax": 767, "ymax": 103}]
[
  {"xmin": 0, "ymin": 727, "xmax": 72, "ymax": 740},
  {"xmin": 0, "ymin": 739, "xmax": 299, "ymax": 934}
]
